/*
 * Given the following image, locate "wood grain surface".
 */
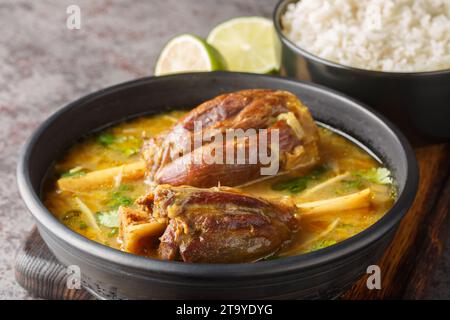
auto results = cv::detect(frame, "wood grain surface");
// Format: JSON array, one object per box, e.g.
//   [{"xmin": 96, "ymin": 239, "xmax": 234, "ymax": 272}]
[
  {"xmin": 15, "ymin": 228, "xmax": 92, "ymax": 300},
  {"xmin": 342, "ymin": 143, "xmax": 450, "ymax": 299},
  {"xmin": 15, "ymin": 143, "xmax": 450, "ymax": 300}
]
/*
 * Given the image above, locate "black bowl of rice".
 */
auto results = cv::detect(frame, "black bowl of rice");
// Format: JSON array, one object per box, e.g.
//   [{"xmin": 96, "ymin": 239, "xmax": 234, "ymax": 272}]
[{"xmin": 274, "ymin": 0, "xmax": 450, "ymax": 139}]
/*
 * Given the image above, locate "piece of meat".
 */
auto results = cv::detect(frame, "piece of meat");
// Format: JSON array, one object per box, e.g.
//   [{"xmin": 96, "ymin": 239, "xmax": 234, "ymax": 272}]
[
  {"xmin": 135, "ymin": 184, "xmax": 299, "ymax": 263},
  {"xmin": 142, "ymin": 89, "xmax": 320, "ymax": 188},
  {"xmin": 118, "ymin": 206, "xmax": 167, "ymax": 255}
]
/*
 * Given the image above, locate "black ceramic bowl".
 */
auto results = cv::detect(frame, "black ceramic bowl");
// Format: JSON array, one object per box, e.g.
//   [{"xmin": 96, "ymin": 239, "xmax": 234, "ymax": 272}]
[
  {"xmin": 274, "ymin": 0, "xmax": 450, "ymax": 139},
  {"xmin": 17, "ymin": 72, "xmax": 418, "ymax": 299}
]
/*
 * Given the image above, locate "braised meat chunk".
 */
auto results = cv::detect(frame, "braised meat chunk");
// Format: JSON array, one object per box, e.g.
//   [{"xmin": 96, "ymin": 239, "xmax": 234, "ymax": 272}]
[
  {"xmin": 142, "ymin": 89, "xmax": 320, "ymax": 188},
  {"xmin": 130, "ymin": 184, "xmax": 299, "ymax": 263},
  {"xmin": 118, "ymin": 206, "xmax": 167, "ymax": 255}
]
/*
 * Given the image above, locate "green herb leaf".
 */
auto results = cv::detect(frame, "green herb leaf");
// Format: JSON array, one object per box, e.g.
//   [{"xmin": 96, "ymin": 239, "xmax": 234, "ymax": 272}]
[
  {"xmin": 272, "ymin": 177, "xmax": 308, "ymax": 193},
  {"xmin": 355, "ymin": 167, "xmax": 393, "ymax": 185},
  {"xmin": 78, "ymin": 221, "xmax": 88, "ymax": 230},
  {"xmin": 95, "ymin": 210, "xmax": 120, "ymax": 228},
  {"xmin": 106, "ymin": 192, "xmax": 133, "ymax": 209},
  {"xmin": 60, "ymin": 167, "xmax": 86, "ymax": 178},
  {"xmin": 341, "ymin": 179, "xmax": 362, "ymax": 189},
  {"xmin": 337, "ymin": 178, "xmax": 364, "ymax": 194},
  {"xmin": 113, "ymin": 136, "xmax": 142, "ymax": 156},
  {"xmin": 97, "ymin": 133, "xmax": 116, "ymax": 146},
  {"xmin": 272, "ymin": 165, "xmax": 328, "ymax": 194},
  {"xmin": 97, "ymin": 133, "xmax": 142, "ymax": 157}
]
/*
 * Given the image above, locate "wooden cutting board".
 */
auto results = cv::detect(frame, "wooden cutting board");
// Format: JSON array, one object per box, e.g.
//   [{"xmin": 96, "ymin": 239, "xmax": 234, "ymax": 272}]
[
  {"xmin": 343, "ymin": 143, "xmax": 450, "ymax": 299},
  {"xmin": 15, "ymin": 143, "xmax": 450, "ymax": 300}
]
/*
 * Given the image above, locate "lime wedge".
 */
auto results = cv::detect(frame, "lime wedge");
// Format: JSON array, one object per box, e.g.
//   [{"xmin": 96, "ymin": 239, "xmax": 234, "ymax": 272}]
[
  {"xmin": 154, "ymin": 34, "xmax": 227, "ymax": 76},
  {"xmin": 207, "ymin": 17, "xmax": 281, "ymax": 74}
]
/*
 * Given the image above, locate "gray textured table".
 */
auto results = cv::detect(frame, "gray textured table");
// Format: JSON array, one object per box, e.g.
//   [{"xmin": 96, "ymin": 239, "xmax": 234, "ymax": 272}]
[{"xmin": 0, "ymin": 0, "xmax": 448, "ymax": 299}]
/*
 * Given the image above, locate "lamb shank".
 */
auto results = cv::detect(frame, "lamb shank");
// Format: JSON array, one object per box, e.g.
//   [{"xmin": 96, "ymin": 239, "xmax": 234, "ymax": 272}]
[
  {"xmin": 142, "ymin": 89, "xmax": 320, "ymax": 188},
  {"xmin": 119, "ymin": 184, "xmax": 299, "ymax": 263}
]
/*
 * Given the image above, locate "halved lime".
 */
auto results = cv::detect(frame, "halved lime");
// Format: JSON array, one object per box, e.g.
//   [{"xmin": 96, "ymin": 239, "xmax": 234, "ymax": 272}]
[
  {"xmin": 154, "ymin": 34, "xmax": 227, "ymax": 76},
  {"xmin": 207, "ymin": 17, "xmax": 281, "ymax": 74}
]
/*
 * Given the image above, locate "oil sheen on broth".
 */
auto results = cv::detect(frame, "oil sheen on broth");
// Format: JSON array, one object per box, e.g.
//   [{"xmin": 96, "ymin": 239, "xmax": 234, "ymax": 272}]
[{"xmin": 44, "ymin": 111, "xmax": 395, "ymax": 259}]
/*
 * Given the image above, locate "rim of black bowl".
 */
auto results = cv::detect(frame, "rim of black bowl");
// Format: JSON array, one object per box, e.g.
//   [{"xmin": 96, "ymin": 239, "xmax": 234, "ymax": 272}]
[
  {"xmin": 274, "ymin": 0, "xmax": 450, "ymax": 77},
  {"xmin": 17, "ymin": 71, "xmax": 418, "ymax": 280}
]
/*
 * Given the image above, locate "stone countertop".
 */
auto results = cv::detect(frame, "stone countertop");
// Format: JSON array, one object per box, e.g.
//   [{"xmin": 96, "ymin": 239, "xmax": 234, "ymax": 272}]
[{"xmin": 0, "ymin": 0, "xmax": 448, "ymax": 299}]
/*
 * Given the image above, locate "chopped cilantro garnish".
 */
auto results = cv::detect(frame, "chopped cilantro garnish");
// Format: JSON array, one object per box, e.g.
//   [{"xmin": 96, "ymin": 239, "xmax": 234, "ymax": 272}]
[
  {"xmin": 60, "ymin": 167, "xmax": 86, "ymax": 178},
  {"xmin": 95, "ymin": 210, "xmax": 120, "ymax": 228},
  {"xmin": 341, "ymin": 179, "xmax": 363, "ymax": 190},
  {"xmin": 106, "ymin": 192, "xmax": 133, "ymax": 209},
  {"xmin": 272, "ymin": 177, "xmax": 308, "ymax": 193},
  {"xmin": 354, "ymin": 167, "xmax": 393, "ymax": 185},
  {"xmin": 78, "ymin": 221, "xmax": 88, "ymax": 230},
  {"xmin": 97, "ymin": 133, "xmax": 116, "ymax": 146},
  {"xmin": 272, "ymin": 166, "xmax": 328, "ymax": 194},
  {"xmin": 335, "ymin": 178, "xmax": 364, "ymax": 195},
  {"xmin": 96, "ymin": 133, "xmax": 141, "ymax": 157}
]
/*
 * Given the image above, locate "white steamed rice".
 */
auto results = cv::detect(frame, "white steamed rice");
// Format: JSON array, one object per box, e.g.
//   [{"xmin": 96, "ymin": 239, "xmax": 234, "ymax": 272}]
[{"xmin": 282, "ymin": 0, "xmax": 450, "ymax": 72}]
